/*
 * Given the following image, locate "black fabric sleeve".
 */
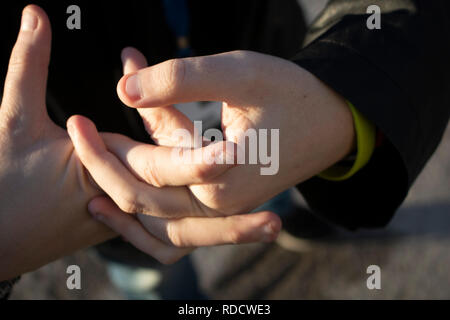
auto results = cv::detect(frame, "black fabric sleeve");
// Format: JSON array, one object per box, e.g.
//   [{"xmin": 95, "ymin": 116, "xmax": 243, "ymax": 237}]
[
  {"xmin": 291, "ymin": 0, "xmax": 450, "ymax": 230},
  {"xmin": 0, "ymin": 277, "xmax": 20, "ymax": 300}
]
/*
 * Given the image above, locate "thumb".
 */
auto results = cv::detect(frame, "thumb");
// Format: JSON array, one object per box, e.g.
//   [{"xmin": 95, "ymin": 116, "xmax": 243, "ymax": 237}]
[
  {"xmin": 0, "ymin": 5, "xmax": 51, "ymax": 125},
  {"xmin": 120, "ymin": 47, "xmax": 194, "ymax": 147}
]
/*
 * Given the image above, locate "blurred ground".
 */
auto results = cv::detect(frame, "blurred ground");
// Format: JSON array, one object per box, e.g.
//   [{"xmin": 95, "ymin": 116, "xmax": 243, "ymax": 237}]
[{"xmin": 10, "ymin": 122, "xmax": 450, "ymax": 300}]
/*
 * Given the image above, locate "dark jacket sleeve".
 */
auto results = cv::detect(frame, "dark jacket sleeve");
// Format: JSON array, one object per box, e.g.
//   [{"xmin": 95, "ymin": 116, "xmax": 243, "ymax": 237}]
[
  {"xmin": 0, "ymin": 277, "xmax": 20, "ymax": 300},
  {"xmin": 292, "ymin": 0, "xmax": 450, "ymax": 230}
]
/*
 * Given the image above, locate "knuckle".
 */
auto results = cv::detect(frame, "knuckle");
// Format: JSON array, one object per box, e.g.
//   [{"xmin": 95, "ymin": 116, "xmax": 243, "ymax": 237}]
[
  {"xmin": 9, "ymin": 46, "xmax": 48, "ymax": 75},
  {"xmin": 231, "ymin": 50, "xmax": 260, "ymax": 86},
  {"xmin": 227, "ymin": 227, "xmax": 245, "ymax": 245},
  {"xmin": 118, "ymin": 191, "xmax": 142, "ymax": 214},
  {"xmin": 1, "ymin": 109, "xmax": 22, "ymax": 134},
  {"xmin": 230, "ymin": 50, "xmax": 254, "ymax": 61},
  {"xmin": 162, "ymin": 58, "xmax": 186, "ymax": 96},
  {"xmin": 7, "ymin": 59, "xmax": 26, "ymax": 75},
  {"xmin": 142, "ymin": 157, "xmax": 163, "ymax": 188},
  {"xmin": 166, "ymin": 223, "xmax": 184, "ymax": 247},
  {"xmin": 1, "ymin": 107, "xmax": 41, "ymax": 143},
  {"xmin": 8, "ymin": 46, "xmax": 30, "ymax": 71}
]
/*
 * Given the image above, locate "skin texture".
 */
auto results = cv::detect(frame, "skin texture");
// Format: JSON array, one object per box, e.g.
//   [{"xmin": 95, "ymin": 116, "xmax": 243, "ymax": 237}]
[
  {"xmin": 68, "ymin": 47, "xmax": 356, "ymax": 256},
  {"xmin": 0, "ymin": 5, "xmax": 115, "ymax": 281},
  {"xmin": 68, "ymin": 50, "xmax": 283, "ymax": 255},
  {"xmin": 0, "ymin": 6, "xmax": 278, "ymax": 280}
]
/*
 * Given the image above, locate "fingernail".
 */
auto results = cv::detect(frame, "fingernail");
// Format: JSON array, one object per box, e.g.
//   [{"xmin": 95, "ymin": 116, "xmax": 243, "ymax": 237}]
[
  {"xmin": 21, "ymin": 10, "xmax": 38, "ymax": 32},
  {"xmin": 125, "ymin": 74, "xmax": 142, "ymax": 101},
  {"xmin": 262, "ymin": 222, "xmax": 278, "ymax": 243}
]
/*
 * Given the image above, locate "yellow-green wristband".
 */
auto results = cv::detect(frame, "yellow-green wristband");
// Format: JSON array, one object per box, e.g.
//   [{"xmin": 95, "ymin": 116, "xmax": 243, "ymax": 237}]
[{"xmin": 318, "ymin": 101, "xmax": 376, "ymax": 181}]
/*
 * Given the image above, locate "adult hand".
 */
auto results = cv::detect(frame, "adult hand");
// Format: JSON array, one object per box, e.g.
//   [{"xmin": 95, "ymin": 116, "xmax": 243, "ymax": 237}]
[
  {"xmin": 67, "ymin": 48, "xmax": 355, "ymax": 254},
  {"xmin": 68, "ymin": 49, "xmax": 283, "ymax": 256},
  {"xmin": 0, "ymin": 5, "xmax": 117, "ymax": 280}
]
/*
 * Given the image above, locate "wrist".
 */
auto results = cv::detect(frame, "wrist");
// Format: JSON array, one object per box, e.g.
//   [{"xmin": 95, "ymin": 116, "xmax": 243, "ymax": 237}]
[
  {"xmin": 286, "ymin": 67, "xmax": 356, "ymax": 185},
  {"xmin": 318, "ymin": 101, "xmax": 376, "ymax": 181}
]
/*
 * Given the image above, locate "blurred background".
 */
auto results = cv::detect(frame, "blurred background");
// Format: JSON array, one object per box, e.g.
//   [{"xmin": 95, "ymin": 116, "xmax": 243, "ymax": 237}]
[{"xmin": 10, "ymin": 121, "xmax": 450, "ymax": 300}]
